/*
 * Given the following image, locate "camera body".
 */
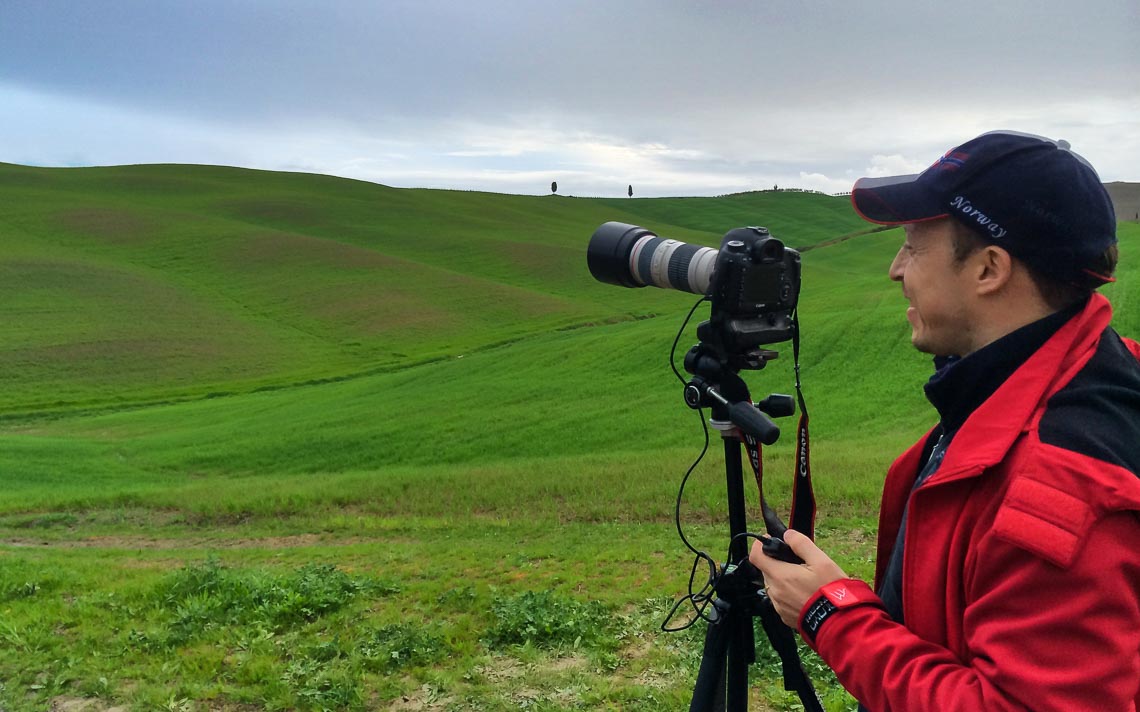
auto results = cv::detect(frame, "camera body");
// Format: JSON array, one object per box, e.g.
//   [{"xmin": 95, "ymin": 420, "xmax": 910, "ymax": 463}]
[{"xmin": 704, "ymin": 226, "xmax": 800, "ymax": 352}]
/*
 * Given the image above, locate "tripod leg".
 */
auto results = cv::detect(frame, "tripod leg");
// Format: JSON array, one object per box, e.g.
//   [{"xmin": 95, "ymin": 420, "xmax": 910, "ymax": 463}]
[
  {"xmin": 689, "ymin": 603, "xmax": 730, "ymax": 712},
  {"xmin": 726, "ymin": 614, "xmax": 754, "ymax": 712},
  {"xmin": 756, "ymin": 598, "xmax": 826, "ymax": 712}
]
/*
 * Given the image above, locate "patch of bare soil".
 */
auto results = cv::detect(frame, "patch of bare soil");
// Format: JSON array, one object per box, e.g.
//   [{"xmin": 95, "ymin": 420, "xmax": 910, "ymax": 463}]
[
  {"xmin": 384, "ymin": 684, "xmax": 456, "ymax": 710},
  {"xmin": 0, "ymin": 533, "xmax": 364, "ymax": 550},
  {"xmin": 49, "ymin": 698, "xmax": 129, "ymax": 712}
]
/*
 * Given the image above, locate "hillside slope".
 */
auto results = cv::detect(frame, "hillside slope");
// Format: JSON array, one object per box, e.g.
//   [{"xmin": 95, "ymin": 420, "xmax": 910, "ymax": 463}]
[
  {"xmin": 4, "ymin": 159, "xmax": 1135, "ymax": 498},
  {"xmin": 0, "ymin": 163, "xmax": 868, "ymax": 415}
]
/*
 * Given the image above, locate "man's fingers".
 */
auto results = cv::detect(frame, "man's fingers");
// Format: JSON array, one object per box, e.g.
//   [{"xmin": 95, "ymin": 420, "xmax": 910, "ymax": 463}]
[
  {"xmin": 783, "ymin": 529, "xmax": 849, "ymax": 580},
  {"xmin": 749, "ymin": 538, "xmax": 782, "ymax": 573},
  {"xmin": 749, "ymin": 539, "xmax": 767, "ymax": 568},
  {"xmin": 781, "ymin": 529, "xmax": 824, "ymax": 564},
  {"xmin": 751, "ymin": 531, "xmax": 830, "ymax": 571}
]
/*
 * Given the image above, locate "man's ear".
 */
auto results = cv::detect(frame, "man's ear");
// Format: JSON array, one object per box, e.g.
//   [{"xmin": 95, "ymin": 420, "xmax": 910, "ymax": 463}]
[{"xmin": 973, "ymin": 245, "xmax": 1014, "ymax": 296}]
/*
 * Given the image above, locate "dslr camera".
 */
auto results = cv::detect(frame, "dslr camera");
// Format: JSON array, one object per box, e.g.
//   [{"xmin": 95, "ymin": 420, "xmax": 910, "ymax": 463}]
[{"xmin": 587, "ymin": 222, "xmax": 801, "ymax": 365}]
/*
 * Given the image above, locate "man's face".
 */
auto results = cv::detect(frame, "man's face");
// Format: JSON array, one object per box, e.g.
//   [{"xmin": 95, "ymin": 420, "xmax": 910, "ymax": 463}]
[{"xmin": 888, "ymin": 218, "xmax": 979, "ymax": 357}]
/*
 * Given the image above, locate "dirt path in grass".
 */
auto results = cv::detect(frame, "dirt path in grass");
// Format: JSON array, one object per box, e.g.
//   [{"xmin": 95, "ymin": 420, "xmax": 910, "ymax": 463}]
[{"xmin": 0, "ymin": 532, "xmax": 374, "ymax": 549}]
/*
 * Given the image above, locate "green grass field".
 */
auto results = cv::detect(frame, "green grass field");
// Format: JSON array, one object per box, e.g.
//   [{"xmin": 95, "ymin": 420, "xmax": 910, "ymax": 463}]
[{"xmin": 1, "ymin": 162, "xmax": 1136, "ymax": 710}]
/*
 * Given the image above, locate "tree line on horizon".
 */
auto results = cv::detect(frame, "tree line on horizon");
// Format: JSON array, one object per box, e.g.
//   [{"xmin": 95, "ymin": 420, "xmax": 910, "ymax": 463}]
[{"xmin": 548, "ymin": 178, "xmax": 852, "ymax": 198}]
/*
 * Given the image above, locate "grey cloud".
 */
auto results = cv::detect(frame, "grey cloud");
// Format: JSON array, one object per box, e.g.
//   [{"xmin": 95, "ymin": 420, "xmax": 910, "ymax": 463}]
[{"xmin": 1, "ymin": 0, "xmax": 1136, "ymax": 195}]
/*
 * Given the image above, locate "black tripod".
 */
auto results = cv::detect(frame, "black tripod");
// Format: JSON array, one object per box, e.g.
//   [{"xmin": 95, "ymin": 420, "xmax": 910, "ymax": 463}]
[{"xmin": 683, "ymin": 364, "xmax": 825, "ymax": 712}]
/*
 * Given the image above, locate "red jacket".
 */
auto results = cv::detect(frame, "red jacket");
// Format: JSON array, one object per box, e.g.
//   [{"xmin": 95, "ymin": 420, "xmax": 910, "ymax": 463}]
[{"xmin": 801, "ymin": 294, "xmax": 1140, "ymax": 711}]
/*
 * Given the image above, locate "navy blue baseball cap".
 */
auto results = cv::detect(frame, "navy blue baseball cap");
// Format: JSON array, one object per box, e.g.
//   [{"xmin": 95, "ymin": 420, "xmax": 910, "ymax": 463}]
[{"xmin": 852, "ymin": 131, "xmax": 1117, "ymax": 286}]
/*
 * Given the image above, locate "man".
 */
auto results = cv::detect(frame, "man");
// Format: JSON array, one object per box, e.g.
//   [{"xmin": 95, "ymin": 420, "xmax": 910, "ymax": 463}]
[{"xmin": 750, "ymin": 131, "xmax": 1140, "ymax": 711}]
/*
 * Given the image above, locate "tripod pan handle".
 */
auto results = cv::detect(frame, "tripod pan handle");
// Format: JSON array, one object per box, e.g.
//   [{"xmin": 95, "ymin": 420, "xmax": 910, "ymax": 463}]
[{"xmin": 729, "ymin": 401, "xmax": 780, "ymax": 445}]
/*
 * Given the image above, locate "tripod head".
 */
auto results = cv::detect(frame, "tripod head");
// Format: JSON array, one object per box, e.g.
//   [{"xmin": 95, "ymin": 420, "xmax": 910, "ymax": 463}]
[
  {"xmin": 682, "ymin": 371, "xmax": 793, "ymax": 446},
  {"xmin": 681, "ymin": 301, "xmax": 796, "ymax": 446}
]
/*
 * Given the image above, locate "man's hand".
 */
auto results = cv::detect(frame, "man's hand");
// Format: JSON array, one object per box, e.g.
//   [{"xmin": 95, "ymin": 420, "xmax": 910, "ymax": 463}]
[{"xmin": 749, "ymin": 530, "xmax": 849, "ymax": 628}]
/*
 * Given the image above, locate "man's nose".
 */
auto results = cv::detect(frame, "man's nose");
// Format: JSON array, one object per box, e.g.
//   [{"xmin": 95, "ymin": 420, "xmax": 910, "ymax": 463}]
[{"xmin": 888, "ymin": 246, "xmax": 906, "ymax": 282}]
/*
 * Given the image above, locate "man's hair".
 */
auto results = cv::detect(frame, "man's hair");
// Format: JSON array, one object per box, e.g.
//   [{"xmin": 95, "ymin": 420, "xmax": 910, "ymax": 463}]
[
  {"xmin": 949, "ymin": 221, "xmax": 1117, "ymax": 311},
  {"xmin": 949, "ymin": 222, "xmax": 988, "ymax": 264}
]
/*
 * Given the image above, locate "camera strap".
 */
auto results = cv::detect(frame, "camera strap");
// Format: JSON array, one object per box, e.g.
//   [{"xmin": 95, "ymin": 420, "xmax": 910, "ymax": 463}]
[
  {"xmin": 790, "ymin": 311, "xmax": 816, "ymax": 538},
  {"xmin": 742, "ymin": 311, "xmax": 815, "ymax": 540}
]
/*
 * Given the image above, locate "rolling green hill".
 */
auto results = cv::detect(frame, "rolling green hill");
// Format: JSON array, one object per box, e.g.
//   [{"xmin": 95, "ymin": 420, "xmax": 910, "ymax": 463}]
[
  {"xmin": 0, "ymin": 163, "xmax": 869, "ymax": 416},
  {"xmin": 2, "ymin": 162, "xmax": 1137, "ymax": 502}
]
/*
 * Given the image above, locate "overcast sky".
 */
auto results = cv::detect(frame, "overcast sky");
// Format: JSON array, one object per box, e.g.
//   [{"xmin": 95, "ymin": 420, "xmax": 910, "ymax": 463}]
[{"xmin": 2, "ymin": 1, "xmax": 1137, "ymax": 197}]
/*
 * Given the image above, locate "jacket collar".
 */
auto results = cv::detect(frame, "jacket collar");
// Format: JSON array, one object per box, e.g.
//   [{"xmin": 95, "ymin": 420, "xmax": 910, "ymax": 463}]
[
  {"xmin": 924, "ymin": 301, "xmax": 1082, "ymax": 435},
  {"xmin": 926, "ymin": 293, "xmax": 1113, "ymax": 483}
]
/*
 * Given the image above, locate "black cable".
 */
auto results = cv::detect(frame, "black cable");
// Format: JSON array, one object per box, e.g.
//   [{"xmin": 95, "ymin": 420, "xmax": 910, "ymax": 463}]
[
  {"xmin": 668, "ymin": 295, "xmax": 712, "ymax": 557},
  {"xmin": 669, "ymin": 295, "xmax": 707, "ymax": 385},
  {"xmin": 728, "ymin": 531, "xmax": 769, "ymax": 567},
  {"xmin": 672, "ymin": 411, "xmax": 711, "ymax": 559},
  {"xmin": 661, "ymin": 296, "xmax": 720, "ymax": 632}
]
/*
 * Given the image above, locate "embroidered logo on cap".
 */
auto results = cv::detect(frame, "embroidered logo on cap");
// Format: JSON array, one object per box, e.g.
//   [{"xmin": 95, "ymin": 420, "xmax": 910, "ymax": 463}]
[
  {"xmin": 933, "ymin": 151, "xmax": 969, "ymax": 171},
  {"xmin": 950, "ymin": 195, "xmax": 1008, "ymax": 239}
]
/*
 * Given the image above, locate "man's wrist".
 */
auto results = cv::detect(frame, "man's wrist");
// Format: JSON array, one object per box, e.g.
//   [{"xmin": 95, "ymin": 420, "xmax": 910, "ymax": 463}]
[{"xmin": 799, "ymin": 579, "xmax": 881, "ymax": 643}]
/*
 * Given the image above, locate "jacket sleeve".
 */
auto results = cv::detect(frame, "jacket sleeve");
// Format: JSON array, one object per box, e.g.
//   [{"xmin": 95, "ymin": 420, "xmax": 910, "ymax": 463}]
[{"xmin": 802, "ymin": 510, "xmax": 1140, "ymax": 712}]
